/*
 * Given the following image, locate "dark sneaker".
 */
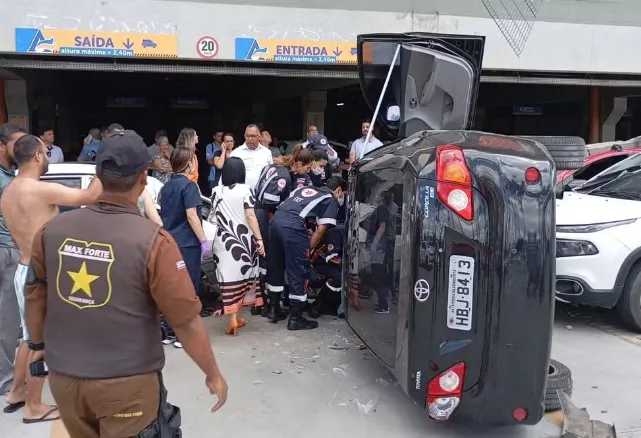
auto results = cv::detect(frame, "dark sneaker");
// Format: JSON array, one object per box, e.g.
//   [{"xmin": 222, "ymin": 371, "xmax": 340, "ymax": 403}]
[
  {"xmin": 374, "ymin": 306, "xmax": 390, "ymax": 314},
  {"xmin": 200, "ymin": 308, "xmax": 214, "ymax": 318},
  {"xmin": 308, "ymin": 306, "xmax": 322, "ymax": 319},
  {"xmin": 287, "ymin": 315, "xmax": 319, "ymax": 331}
]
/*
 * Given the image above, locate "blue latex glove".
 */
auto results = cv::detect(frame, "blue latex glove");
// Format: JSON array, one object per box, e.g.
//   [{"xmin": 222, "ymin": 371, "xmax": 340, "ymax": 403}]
[{"xmin": 201, "ymin": 239, "xmax": 212, "ymax": 260}]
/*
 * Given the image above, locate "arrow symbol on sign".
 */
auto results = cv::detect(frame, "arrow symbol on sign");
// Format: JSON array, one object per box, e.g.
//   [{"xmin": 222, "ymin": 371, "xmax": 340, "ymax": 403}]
[
  {"xmin": 332, "ymin": 47, "xmax": 343, "ymax": 57},
  {"xmin": 350, "ymin": 47, "xmax": 357, "ymax": 55},
  {"xmin": 123, "ymin": 38, "xmax": 134, "ymax": 49}
]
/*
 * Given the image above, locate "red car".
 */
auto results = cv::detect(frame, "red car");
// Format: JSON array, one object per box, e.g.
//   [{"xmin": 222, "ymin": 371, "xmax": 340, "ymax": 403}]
[{"xmin": 556, "ymin": 147, "xmax": 641, "ymax": 187}]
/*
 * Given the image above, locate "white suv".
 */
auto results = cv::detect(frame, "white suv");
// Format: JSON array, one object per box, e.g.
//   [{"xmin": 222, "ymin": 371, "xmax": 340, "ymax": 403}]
[{"xmin": 556, "ymin": 153, "xmax": 641, "ymax": 331}]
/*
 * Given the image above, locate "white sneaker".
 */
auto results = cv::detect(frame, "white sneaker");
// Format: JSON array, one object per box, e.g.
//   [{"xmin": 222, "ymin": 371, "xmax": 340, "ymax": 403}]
[
  {"xmin": 174, "ymin": 341, "xmax": 183, "ymax": 349},
  {"xmin": 162, "ymin": 336, "xmax": 176, "ymax": 345}
]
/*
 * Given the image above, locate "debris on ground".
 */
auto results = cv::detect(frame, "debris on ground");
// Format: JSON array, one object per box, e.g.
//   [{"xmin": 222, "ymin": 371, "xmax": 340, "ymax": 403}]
[
  {"xmin": 355, "ymin": 399, "xmax": 376, "ymax": 415},
  {"xmin": 251, "ymin": 380, "xmax": 264, "ymax": 388},
  {"xmin": 272, "ymin": 370, "xmax": 282, "ymax": 375},
  {"xmin": 333, "ymin": 367, "xmax": 347, "ymax": 377}
]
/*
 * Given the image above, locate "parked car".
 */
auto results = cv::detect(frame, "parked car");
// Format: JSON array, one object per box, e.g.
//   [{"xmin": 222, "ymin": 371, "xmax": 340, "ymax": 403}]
[
  {"xmin": 556, "ymin": 152, "xmax": 641, "ymax": 331},
  {"xmin": 346, "ymin": 32, "xmax": 556, "ymax": 426},
  {"xmin": 556, "ymin": 146, "xmax": 641, "ymax": 189},
  {"xmin": 39, "ymin": 163, "xmax": 220, "ymax": 302}
]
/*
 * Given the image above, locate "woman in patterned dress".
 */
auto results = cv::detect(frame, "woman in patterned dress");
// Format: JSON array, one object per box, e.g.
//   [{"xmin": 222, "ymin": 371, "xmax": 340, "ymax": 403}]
[{"xmin": 209, "ymin": 157, "xmax": 265, "ymax": 335}]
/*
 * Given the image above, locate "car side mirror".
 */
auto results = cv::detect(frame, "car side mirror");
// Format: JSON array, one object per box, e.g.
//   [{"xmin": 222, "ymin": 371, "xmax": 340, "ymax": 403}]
[{"xmin": 386, "ymin": 105, "xmax": 401, "ymax": 122}]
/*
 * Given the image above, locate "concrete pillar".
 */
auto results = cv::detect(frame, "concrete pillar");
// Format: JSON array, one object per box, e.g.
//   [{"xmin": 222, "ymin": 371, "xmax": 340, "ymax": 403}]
[
  {"xmin": 302, "ymin": 90, "xmax": 327, "ymax": 136},
  {"xmin": 589, "ymin": 87, "xmax": 600, "ymax": 143},
  {"xmin": 4, "ymin": 79, "xmax": 30, "ymax": 132},
  {"xmin": 0, "ymin": 80, "xmax": 7, "ymax": 124},
  {"xmin": 602, "ymin": 97, "xmax": 627, "ymax": 142}
]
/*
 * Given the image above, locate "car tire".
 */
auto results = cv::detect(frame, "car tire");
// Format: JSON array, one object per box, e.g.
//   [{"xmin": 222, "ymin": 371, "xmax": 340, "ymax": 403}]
[
  {"xmin": 520, "ymin": 136, "xmax": 587, "ymax": 171},
  {"xmin": 616, "ymin": 263, "xmax": 641, "ymax": 332},
  {"xmin": 545, "ymin": 359, "xmax": 573, "ymax": 412}
]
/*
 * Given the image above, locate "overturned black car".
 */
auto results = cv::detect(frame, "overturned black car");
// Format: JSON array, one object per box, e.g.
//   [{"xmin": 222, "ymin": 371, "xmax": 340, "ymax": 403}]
[{"xmin": 343, "ymin": 33, "xmax": 556, "ymax": 425}]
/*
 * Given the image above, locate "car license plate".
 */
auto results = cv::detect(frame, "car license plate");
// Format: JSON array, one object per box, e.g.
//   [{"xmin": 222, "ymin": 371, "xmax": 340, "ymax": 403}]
[{"xmin": 447, "ymin": 255, "xmax": 475, "ymax": 331}]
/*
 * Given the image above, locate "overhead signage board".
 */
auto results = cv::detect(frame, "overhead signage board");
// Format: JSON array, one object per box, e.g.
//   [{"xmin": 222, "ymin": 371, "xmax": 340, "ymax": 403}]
[
  {"xmin": 106, "ymin": 97, "xmax": 148, "ymax": 108},
  {"xmin": 170, "ymin": 98, "xmax": 210, "ymax": 109},
  {"xmin": 513, "ymin": 105, "xmax": 543, "ymax": 115},
  {"xmin": 14, "ymin": 28, "xmax": 178, "ymax": 59},
  {"xmin": 235, "ymin": 37, "xmax": 357, "ymax": 64}
]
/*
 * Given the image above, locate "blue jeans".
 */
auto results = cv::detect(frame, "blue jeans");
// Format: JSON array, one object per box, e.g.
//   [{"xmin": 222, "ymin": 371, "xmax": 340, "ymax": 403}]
[
  {"xmin": 0, "ymin": 247, "xmax": 20, "ymax": 394},
  {"xmin": 208, "ymin": 179, "xmax": 217, "ymax": 197}
]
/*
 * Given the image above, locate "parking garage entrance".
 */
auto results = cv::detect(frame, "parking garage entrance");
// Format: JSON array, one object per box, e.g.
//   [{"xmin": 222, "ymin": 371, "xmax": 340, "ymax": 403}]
[{"xmin": 0, "ymin": 55, "xmax": 605, "ymax": 191}]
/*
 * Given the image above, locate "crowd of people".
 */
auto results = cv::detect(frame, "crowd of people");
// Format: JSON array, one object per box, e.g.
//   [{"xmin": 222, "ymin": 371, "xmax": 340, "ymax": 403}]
[
  {"xmin": 0, "ymin": 123, "xmax": 226, "ymax": 436},
  {"xmin": 0, "ymin": 118, "xmax": 389, "ymax": 435}
]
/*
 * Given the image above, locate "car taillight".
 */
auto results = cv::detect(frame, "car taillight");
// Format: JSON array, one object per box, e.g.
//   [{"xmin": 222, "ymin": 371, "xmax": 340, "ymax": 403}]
[
  {"xmin": 426, "ymin": 362, "xmax": 466, "ymax": 421},
  {"xmin": 525, "ymin": 167, "xmax": 541, "ymax": 184},
  {"xmin": 436, "ymin": 145, "xmax": 473, "ymax": 221}
]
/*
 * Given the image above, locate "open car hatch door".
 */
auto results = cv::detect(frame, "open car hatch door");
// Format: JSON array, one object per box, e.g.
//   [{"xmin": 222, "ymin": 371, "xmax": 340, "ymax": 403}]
[{"xmin": 357, "ymin": 33, "xmax": 485, "ymax": 138}]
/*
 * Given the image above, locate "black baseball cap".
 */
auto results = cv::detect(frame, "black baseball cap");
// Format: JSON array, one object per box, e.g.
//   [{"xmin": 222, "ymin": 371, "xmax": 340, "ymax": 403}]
[
  {"xmin": 308, "ymin": 134, "xmax": 329, "ymax": 151},
  {"xmin": 96, "ymin": 130, "xmax": 148, "ymax": 178}
]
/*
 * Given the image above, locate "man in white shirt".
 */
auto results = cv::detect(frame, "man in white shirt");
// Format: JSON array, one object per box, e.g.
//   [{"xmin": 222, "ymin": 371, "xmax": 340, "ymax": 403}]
[
  {"xmin": 301, "ymin": 124, "xmax": 340, "ymax": 168},
  {"xmin": 230, "ymin": 124, "xmax": 273, "ymax": 189},
  {"xmin": 349, "ymin": 120, "xmax": 383, "ymax": 164},
  {"xmin": 38, "ymin": 127, "xmax": 64, "ymax": 164}
]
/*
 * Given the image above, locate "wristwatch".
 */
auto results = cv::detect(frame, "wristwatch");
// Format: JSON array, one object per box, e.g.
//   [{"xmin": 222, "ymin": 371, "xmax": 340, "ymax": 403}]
[{"xmin": 28, "ymin": 342, "xmax": 44, "ymax": 351}]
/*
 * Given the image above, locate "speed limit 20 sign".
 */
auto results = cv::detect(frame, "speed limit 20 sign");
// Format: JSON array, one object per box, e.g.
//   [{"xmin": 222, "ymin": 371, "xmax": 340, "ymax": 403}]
[{"xmin": 196, "ymin": 36, "xmax": 219, "ymax": 59}]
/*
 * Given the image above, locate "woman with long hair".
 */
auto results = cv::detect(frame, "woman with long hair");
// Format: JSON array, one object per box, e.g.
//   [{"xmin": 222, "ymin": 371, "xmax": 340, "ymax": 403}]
[
  {"xmin": 158, "ymin": 146, "xmax": 210, "ymax": 347},
  {"xmin": 209, "ymin": 157, "xmax": 265, "ymax": 335},
  {"xmin": 176, "ymin": 128, "xmax": 200, "ymax": 185}
]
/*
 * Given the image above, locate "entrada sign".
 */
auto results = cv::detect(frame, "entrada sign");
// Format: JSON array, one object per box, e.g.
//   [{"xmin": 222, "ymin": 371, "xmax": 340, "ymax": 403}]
[
  {"xmin": 14, "ymin": 28, "xmax": 178, "ymax": 59},
  {"xmin": 235, "ymin": 37, "xmax": 357, "ymax": 64}
]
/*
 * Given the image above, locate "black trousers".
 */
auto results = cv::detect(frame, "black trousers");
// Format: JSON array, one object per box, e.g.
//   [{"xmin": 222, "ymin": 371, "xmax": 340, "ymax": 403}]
[
  {"xmin": 255, "ymin": 207, "xmax": 271, "ymax": 276},
  {"xmin": 266, "ymin": 220, "xmax": 310, "ymax": 304}
]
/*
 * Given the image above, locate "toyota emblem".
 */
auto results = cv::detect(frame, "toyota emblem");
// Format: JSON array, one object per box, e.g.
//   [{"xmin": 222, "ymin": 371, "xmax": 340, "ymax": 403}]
[{"xmin": 414, "ymin": 279, "xmax": 430, "ymax": 302}]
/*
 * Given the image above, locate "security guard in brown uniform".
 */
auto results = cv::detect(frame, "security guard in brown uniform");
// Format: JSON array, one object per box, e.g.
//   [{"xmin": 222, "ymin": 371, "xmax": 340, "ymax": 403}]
[{"xmin": 24, "ymin": 130, "xmax": 228, "ymax": 438}]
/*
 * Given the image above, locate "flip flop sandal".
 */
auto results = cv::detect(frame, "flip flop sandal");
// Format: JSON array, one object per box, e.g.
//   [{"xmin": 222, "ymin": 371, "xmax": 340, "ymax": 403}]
[
  {"xmin": 3, "ymin": 401, "xmax": 25, "ymax": 413},
  {"xmin": 23, "ymin": 407, "xmax": 60, "ymax": 424}
]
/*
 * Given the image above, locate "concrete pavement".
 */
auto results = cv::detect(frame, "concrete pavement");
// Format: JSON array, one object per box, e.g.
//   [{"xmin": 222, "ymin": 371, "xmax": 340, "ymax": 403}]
[{"xmin": 1, "ymin": 305, "xmax": 640, "ymax": 438}]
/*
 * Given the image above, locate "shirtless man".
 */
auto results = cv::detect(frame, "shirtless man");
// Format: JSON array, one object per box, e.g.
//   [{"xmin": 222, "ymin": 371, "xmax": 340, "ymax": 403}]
[{"xmin": 0, "ymin": 134, "xmax": 102, "ymax": 424}]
